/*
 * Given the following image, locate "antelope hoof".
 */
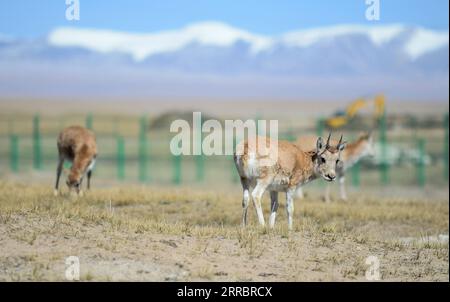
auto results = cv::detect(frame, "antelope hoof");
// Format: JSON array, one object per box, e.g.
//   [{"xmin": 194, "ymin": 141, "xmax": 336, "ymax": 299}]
[{"xmin": 53, "ymin": 189, "xmax": 58, "ymax": 197}]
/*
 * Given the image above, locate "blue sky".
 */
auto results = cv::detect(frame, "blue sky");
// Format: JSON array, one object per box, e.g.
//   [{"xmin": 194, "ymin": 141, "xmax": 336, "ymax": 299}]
[{"xmin": 0, "ymin": 0, "xmax": 448, "ymax": 37}]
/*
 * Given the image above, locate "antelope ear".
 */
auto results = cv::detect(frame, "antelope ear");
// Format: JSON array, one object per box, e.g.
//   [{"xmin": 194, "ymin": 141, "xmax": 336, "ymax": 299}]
[
  {"xmin": 316, "ymin": 137, "xmax": 325, "ymax": 153},
  {"xmin": 337, "ymin": 141, "xmax": 347, "ymax": 151}
]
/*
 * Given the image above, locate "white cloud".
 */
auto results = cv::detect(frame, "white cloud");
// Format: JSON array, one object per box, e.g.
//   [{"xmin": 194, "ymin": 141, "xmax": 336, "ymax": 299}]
[
  {"xmin": 48, "ymin": 21, "xmax": 273, "ymax": 61},
  {"xmin": 47, "ymin": 21, "xmax": 448, "ymax": 61},
  {"xmin": 281, "ymin": 24, "xmax": 405, "ymax": 47},
  {"xmin": 404, "ymin": 27, "xmax": 449, "ymax": 60}
]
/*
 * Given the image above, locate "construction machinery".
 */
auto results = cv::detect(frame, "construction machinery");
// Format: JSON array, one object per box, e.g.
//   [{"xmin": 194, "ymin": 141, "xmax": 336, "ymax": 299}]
[{"xmin": 325, "ymin": 94, "xmax": 385, "ymax": 129}]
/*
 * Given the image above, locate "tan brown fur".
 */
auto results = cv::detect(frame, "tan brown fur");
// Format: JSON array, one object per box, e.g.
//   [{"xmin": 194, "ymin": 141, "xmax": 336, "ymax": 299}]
[
  {"xmin": 236, "ymin": 137, "xmax": 316, "ymax": 188},
  {"xmin": 55, "ymin": 126, "xmax": 98, "ymax": 195},
  {"xmin": 234, "ymin": 134, "xmax": 345, "ymax": 229},
  {"xmin": 340, "ymin": 133, "xmax": 372, "ymax": 162}
]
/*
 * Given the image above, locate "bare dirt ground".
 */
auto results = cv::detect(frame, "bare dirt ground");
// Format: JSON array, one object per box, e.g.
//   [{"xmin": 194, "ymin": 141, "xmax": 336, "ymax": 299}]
[{"xmin": 0, "ymin": 180, "xmax": 448, "ymax": 281}]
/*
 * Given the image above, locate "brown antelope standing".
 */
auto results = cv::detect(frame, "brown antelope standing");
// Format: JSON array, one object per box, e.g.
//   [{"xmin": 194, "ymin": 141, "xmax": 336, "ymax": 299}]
[
  {"xmin": 54, "ymin": 126, "xmax": 98, "ymax": 196},
  {"xmin": 295, "ymin": 132, "xmax": 374, "ymax": 202},
  {"xmin": 234, "ymin": 133, "xmax": 346, "ymax": 230}
]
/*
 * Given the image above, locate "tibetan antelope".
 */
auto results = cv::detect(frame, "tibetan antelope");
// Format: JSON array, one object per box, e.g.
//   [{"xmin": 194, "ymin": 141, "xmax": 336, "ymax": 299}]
[
  {"xmin": 296, "ymin": 132, "xmax": 374, "ymax": 202},
  {"xmin": 234, "ymin": 133, "xmax": 346, "ymax": 230},
  {"xmin": 54, "ymin": 126, "xmax": 98, "ymax": 196}
]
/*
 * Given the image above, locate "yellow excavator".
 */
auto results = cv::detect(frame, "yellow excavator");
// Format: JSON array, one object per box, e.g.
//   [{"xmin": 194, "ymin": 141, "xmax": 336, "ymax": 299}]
[{"xmin": 325, "ymin": 94, "xmax": 385, "ymax": 129}]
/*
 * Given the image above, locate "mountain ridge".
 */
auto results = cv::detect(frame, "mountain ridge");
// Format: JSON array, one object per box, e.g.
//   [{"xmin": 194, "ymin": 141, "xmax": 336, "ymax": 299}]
[
  {"xmin": 0, "ymin": 21, "xmax": 448, "ymax": 99},
  {"xmin": 44, "ymin": 22, "xmax": 448, "ymax": 61}
]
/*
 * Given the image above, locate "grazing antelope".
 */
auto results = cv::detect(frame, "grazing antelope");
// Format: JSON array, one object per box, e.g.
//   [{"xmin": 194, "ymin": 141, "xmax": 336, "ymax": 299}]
[
  {"xmin": 234, "ymin": 133, "xmax": 346, "ymax": 230},
  {"xmin": 54, "ymin": 126, "xmax": 98, "ymax": 196},
  {"xmin": 295, "ymin": 132, "xmax": 374, "ymax": 202}
]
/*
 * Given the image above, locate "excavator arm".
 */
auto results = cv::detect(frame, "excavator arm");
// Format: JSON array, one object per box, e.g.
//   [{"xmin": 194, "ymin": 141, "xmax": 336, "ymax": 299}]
[{"xmin": 325, "ymin": 94, "xmax": 385, "ymax": 129}]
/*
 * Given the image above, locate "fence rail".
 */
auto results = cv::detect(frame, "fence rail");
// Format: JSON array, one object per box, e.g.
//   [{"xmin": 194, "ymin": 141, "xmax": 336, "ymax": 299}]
[{"xmin": 1, "ymin": 113, "xmax": 448, "ymax": 187}]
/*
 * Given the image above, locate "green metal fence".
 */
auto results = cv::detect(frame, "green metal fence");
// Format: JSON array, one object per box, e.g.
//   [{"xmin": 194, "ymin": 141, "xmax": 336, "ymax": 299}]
[
  {"xmin": 444, "ymin": 113, "xmax": 449, "ymax": 180},
  {"xmin": 1, "ymin": 113, "xmax": 448, "ymax": 188},
  {"xmin": 9, "ymin": 135, "xmax": 18, "ymax": 172},
  {"xmin": 33, "ymin": 114, "xmax": 42, "ymax": 170},
  {"xmin": 138, "ymin": 115, "xmax": 148, "ymax": 182},
  {"xmin": 117, "ymin": 136, "xmax": 125, "ymax": 180},
  {"xmin": 379, "ymin": 110, "xmax": 389, "ymax": 185}
]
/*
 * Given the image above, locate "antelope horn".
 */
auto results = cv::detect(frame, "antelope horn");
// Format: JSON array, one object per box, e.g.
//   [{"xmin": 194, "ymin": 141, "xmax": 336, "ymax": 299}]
[
  {"xmin": 337, "ymin": 134, "xmax": 343, "ymax": 147},
  {"xmin": 325, "ymin": 132, "xmax": 332, "ymax": 148}
]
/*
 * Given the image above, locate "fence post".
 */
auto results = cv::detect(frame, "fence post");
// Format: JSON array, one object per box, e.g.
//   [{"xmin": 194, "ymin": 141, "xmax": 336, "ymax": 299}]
[
  {"xmin": 444, "ymin": 113, "xmax": 449, "ymax": 181},
  {"xmin": 196, "ymin": 155, "xmax": 204, "ymax": 182},
  {"xmin": 417, "ymin": 138, "xmax": 426, "ymax": 187},
  {"xmin": 10, "ymin": 135, "xmax": 19, "ymax": 172},
  {"xmin": 351, "ymin": 161, "xmax": 360, "ymax": 187},
  {"xmin": 195, "ymin": 113, "xmax": 204, "ymax": 182},
  {"xmin": 138, "ymin": 116, "xmax": 148, "ymax": 182},
  {"xmin": 85, "ymin": 114, "xmax": 93, "ymax": 130},
  {"xmin": 379, "ymin": 110, "xmax": 389, "ymax": 185},
  {"xmin": 173, "ymin": 155, "xmax": 181, "ymax": 185},
  {"xmin": 33, "ymin": 114, "xmax": 42, "ymax": 170},
  {"xmin": 117, "ymin": 136, "xmax": 125, "ymax": 181},
  {"xmin": 316, "ymin": 118, "xmax": 325, "ymax": 137},
  {"xmin": 287, "ymin": 124, "xmax": 295, "ymax": 142}
]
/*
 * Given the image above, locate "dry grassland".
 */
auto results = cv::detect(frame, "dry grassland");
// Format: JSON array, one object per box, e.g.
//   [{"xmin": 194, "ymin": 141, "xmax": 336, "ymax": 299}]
[{"xmin": 0, "ymin": 181, "xmax": 448, "ymax": 281}]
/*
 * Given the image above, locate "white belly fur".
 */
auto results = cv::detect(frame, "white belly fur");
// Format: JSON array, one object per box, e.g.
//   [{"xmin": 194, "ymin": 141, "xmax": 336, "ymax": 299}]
[{"xmin": 87, "ymin": 159, "xmax": 96, "ymax": 171}]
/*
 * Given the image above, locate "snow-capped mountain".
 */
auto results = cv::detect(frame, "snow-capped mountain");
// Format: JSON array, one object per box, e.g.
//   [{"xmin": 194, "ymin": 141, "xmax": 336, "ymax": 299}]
[
  {"xmin": 45, "ymin": 22, "xmax": 448, "ymax": 62},
  {"xmin": 0, "ymin": 21, "xmax": 448, "ymax": 99}
]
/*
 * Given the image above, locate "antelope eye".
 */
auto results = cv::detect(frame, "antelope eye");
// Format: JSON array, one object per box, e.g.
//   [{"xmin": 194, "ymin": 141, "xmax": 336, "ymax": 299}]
[{"xmin": 320, "ymin": 157, "xmax": 326, "ymax": 164}]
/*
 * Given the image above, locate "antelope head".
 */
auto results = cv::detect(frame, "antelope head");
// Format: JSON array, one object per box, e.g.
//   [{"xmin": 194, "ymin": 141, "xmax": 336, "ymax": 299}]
[
  {"xmin": 64, "ymin": 168, "xmax": 82, "ymax": 194},
  {"xmin": 314, "ymin": 133, "xmax": 346, "ymax": 181}
]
